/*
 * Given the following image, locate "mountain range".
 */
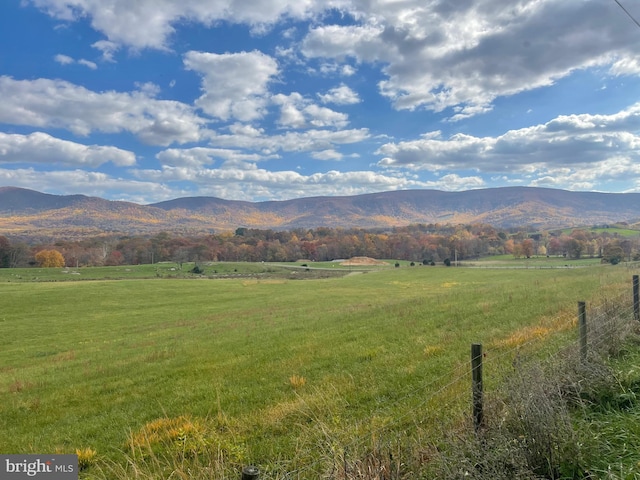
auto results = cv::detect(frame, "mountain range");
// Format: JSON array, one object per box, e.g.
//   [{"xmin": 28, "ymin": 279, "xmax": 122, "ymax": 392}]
[{"xmin": 1, "ymin": 186, "xmax": 639, "ymax": 239}]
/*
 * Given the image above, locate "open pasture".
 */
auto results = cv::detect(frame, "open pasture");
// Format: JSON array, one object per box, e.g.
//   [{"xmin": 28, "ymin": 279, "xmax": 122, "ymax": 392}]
[
  {"xmin": 468, "ymin": 254, "xmax": 604, "ymax": 267},
  {"xmin": 0, "ymin": 263, "xmax": 635, "ymax": 477}
]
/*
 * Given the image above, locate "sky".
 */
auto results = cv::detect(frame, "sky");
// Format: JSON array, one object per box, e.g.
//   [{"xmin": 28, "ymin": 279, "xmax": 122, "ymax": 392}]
[{"xmin": 1, "ymin": 0, "xmax": 640, "ymax": 204}]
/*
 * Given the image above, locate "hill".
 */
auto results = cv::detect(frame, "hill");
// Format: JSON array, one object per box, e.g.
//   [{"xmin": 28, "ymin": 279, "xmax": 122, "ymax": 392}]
[{"xmin": 1, "ymin": 186, "xmax": 640, "ymax": 239}]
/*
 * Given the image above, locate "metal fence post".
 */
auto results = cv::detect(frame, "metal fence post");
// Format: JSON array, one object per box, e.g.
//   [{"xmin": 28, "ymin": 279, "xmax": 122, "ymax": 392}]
[
  {"xmin": 633, "ymin": 275, "xmax": 639, "ymax": 321},
  {"xmin": 471, "ymin": 343, "xmax": 484, "ymax": 431},
  {"xmin": 578, "ymin": 301, "xmax": 587, "ymax": 362}
]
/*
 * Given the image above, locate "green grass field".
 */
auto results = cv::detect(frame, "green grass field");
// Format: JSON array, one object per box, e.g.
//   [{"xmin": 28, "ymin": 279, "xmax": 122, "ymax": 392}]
[
  {"xmin": 469, "ymin": 254, "xmax": 603, "ymax": 267},
  {"xmin": 0, "ymin": 262, "xmax": 637, "ymax": 477}
]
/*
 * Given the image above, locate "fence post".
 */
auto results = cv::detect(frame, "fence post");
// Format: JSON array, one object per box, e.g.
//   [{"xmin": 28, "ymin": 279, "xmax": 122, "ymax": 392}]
[
  {"xmin": 578, "ymin": 301, "xmax": 587, "ymax": 362},
  {"xmin": 633, "ymin": 275, "xmax": 639, "ymax": 321},
  {"xmin": 471, "ymin": 343, "xmax": 484, "ymax": 431},
  {"xmin": 241, "ymin": 465, "xmax": 259, "ymax": 480}
]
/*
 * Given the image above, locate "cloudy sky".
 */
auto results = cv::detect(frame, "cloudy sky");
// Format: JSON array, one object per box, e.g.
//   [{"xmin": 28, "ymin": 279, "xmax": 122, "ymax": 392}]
[{"xmin": 2, "ymin": 0, "xmax": 640, "ymax": 204}]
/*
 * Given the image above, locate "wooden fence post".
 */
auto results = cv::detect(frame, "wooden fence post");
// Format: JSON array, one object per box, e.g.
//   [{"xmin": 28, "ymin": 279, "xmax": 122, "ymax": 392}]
[
  {"xmin": 241, "ymin": 465, "xmax": 259, "ymax": 480},
  {"xmin": 633, "ymin": 275, "xmax": 639, "ymax": 321},
  {"xmin": 471, "ymin": 343, "xmax": 484, "ymax": 431},
  {"xmin": 578, "ymin": 301, "xmax": 587, "ymax": 362}
]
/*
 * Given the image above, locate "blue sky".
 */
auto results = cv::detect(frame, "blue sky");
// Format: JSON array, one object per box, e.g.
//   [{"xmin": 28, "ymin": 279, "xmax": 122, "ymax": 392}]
[{"xmin": 2, "ymin": 0, "xmax": 640, "ymax": 204}]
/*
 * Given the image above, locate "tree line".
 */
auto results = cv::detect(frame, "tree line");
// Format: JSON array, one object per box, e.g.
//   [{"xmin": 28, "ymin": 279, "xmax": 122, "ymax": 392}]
[{"xmin": 0, "ymin": 223, "xmax": 638, "ymax": 268}]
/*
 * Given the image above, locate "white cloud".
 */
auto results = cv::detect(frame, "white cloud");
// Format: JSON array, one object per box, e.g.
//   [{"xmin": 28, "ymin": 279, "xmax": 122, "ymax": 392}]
[
  {"xmin": 92, "ymin": 40, "xmax": 119, "ymax": 62},
  {"xmin": 184, "ymin": 50, "xmax": 279, "ymax": 122},
  {"xmin": 55, "ymin": 54, "xmax": 98, "ymax": 69},
  {"xmin": 377, "ymin": 103, "xmax": 640, "ymax": 189},
  {"xmin": 311, "ymin": 149, "xmax": 343, "ymax": 160},
  {"xmin": 15, "ymin": 0, "xmax": 640, "ymax": 202},
  {"xmin": 206, "ymin": 127, "xmax": 370, "ymax": 153},
  {"xmin": 272, "ymin": 93, "xmax": 349, "ymax": 129},
  {"xmin": 78, "ymin": 59, "xmax": 98, "ymax": 70},
  {"xmin": 301, "ymin": 0, "xmax": 640, "ymax": 116},
  {"xmin": 304, "ymin": 104, "xmax": 349, "ymax": 128},
  {"xmin": 29, "ymin": 0, "xmax": 342, "ymax": 50},
  {"xmin": 316, "ymin": 62, "xmax": 357, "ymax": 77},
  {"xmin": 318, "ymin": 84, "xmax": 361, "ymax": 105},
  {"xmin": 424, "ymin": 173, "xmax": 485, "ymax": 191},
  {"xmin": 131, "ymin": 164, "xmax": 439, "ymax": 201},
  {"xmin": 0, "ymin": 132, "xmax": 136, "ymax": 167},
  {"xmin": 302, "ymin": 24, "xmax": 385, "ymax": 62},
  {"xmin": 54, "ymin": 54, "xmax": 73, "ymax": 65},
  {"xmin": 0, "ymin": 76, "xmax": 206, "ymax": 146},
  {"xmin": 0, "ymin": 167, "xmax": 173, "ymax": 203},
  {"xmin": 156, "ymin": 147, "xmax": 279, "ymax": 168},
  {"xmin": 29, "ymin": 0, "xmax": 640, "ymax": 120}
]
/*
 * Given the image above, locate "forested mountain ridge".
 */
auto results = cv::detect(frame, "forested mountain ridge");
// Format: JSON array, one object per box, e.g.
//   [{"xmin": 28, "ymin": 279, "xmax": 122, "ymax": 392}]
[{"xmin": 1, "ymin": 186, "xmax": 640, "ymax": 239}]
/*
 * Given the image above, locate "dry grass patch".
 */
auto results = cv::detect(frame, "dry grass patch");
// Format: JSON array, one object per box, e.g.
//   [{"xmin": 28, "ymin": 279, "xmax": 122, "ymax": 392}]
[
  {"xmin": 490, "ymin": 311, "xmax": 575, "ymax": 349},
  {"xmin": 289, "ymin": 374, "xmax": 307, "ymax": 389},
  {"xmin": 76, "ymin": 447, "xmax": 97, "ymax": 470}
]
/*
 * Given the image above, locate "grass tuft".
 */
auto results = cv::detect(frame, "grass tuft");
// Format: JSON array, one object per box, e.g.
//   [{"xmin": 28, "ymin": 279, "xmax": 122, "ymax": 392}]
[
  {"xmin": 289, "ymin": 375, "xmax": 307, "ymax": 389},
  {"xmin": 76, "ymin": 447, "xmax": 97, "ymax": 470}
]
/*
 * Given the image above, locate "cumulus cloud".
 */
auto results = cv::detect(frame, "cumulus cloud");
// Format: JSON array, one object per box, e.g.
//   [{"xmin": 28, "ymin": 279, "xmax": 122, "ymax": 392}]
[
  {"xmin": 0, "ymin": 76, "xmax": 206, "ymax": 146},
  {"xmin": 92, "ymin": 40, "xmax": 119, "ymax": 62},
  {"xmin": 29, "ymin": 0, "xmax": 338, "ymax": 50},
  {"xmin": 130, "ymin": 164, "xmax": 444, "ymax": 201},
  {"xmin": 29, "ymin": 0, "xmax": 640, "ymax": 119},
  {"xmin": 206, "ymin": 127, "xmax": 370, "ymax": 153},
  {"xmin": 155, "ymin": 127, "xmax": 368, "ymax": 172},
  {"xmin": 0, "ymin": 132, "xmax": 136, "ymax": 167},
  {"xmin": 272, "ymin": 93, "xmax": 349, "ymax": 129},
  {"xmin": 55, "ymin": 54, "xmax": 97, "ymax": 69},
  {"xmin": 54, "ymin": 54, "xmax": 73, "ymax": 65},
  {"xmin": 0, "ymin": 167, "xmax": 174, "ymax": 203},
  {"xmin": 15, "ymin": 0, "xmax": 640, "ymax": 202},
  {"xmin": 311, "ymin": 149, "xmax": 343, "ymax": 160},
  {"xmin": 184, "ymin": 50, "xmax": 279, "ymax": 122},
  {"xmin": 377, "ymin": 103, "xmax": 640, "ymax": 188},
  {"xmin": 301, "ymin": 0, "xmax": 640, "ymax": 117},
  {"xmin": 318, "ymin": 84, "xmax": 361, "ymax": 105},
  {"xmin": 156, "ymin": 147, "xmax": 279, "ymax": 168},
  {"xmin": 78, "ymin": 59, "xmax": 98, "ymax": 70},
  {"xmin": 424, "ymin": 173, "xmax": 486, "ymax": 191}
]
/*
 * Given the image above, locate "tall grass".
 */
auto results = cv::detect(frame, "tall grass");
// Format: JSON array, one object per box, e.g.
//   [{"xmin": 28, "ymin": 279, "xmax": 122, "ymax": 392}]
[
  {"xmin": 426, "ymin": 290, "xmax": 640, "ymax": 479},
  {"xmin": 0, "ymin": 263, "xmax": 636, "ymax": 478}
]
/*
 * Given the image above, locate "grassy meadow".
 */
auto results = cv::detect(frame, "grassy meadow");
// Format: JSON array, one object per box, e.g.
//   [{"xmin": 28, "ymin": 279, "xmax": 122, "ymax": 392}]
[{"xmin": 0, "ymin": 261, "xmax": 638, "ymax": 477}]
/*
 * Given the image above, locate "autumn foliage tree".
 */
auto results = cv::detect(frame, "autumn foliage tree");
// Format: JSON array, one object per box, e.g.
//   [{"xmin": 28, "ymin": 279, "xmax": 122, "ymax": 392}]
[
  {"xmin": 0, "ymin": 235, "xmax": 10, "ymax": 268},
  {"xmin": 35, "ymin": 249, "xmax": 65, "ymax": 267}
]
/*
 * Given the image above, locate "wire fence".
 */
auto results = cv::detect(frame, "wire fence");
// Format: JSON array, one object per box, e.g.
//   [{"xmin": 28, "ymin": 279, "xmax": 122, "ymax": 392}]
[{"xmin": 240, "ymin": 275, "xmax": 640, "ymax": 479}]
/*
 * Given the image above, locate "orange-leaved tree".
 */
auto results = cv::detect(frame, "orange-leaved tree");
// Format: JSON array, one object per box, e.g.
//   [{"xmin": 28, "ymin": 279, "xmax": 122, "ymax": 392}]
[{"xmin": 35, "ymin": 249, "xmax": 65, "ymax": 268}]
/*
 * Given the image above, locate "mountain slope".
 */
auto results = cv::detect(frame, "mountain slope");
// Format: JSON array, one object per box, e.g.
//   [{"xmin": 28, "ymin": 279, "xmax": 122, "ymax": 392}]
[{"xmin": 1, "ymin": 186, "xmax": 640, "ymax": 239}]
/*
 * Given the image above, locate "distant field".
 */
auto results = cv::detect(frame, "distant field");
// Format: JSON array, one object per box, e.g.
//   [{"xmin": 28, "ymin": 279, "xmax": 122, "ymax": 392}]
[
  {"xmin": 0, "ymin": 260, "xmax": 402, "ymax": 283},
  {"xmin": 470, "ymin": 254, "xmax": 603, "ymax": 267},
  {"xmin": 0, "ymin": 262, "xmax": 636, "ymax": 477}
]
